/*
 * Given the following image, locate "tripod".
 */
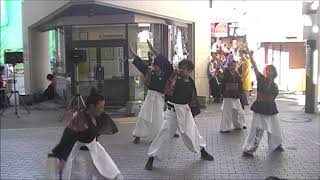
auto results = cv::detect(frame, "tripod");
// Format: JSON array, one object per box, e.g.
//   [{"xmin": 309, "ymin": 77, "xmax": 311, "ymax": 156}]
[
  {"xmin": 0, "ymin": 64, "xmax": 30, "ymax": 118},
  {"xmin": 61, "ymin": 64, "xmax": 85, "ymax": 121}
]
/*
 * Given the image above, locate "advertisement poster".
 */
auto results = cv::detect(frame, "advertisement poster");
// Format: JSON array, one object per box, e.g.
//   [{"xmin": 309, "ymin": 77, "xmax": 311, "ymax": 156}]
[{"xmin": 211, "ymin": 22, "xmax": 246, "ymax": 38}]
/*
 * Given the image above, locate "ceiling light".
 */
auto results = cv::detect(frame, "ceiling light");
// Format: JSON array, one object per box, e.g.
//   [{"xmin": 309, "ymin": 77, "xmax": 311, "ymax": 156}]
[
  {"xmin": 311, "ymin": 1, "xmax": 319, "ymax": 10},
  {"xmin": 312, "ymin": 25, "xmax": 319, "ymax": 34},
  {"xmin": 303, "ymin": 15, "xmax": 312, "ymax": 26}
]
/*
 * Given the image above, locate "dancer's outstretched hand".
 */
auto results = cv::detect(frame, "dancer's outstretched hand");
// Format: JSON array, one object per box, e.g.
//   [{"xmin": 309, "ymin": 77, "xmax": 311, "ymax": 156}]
[
  {"xmin": 147, "ymin": 40, "xmax": 153, "ymax": 49},
  {"xmin": 147, "ymin": 40, "xmax": 159, "ymax": 56}
]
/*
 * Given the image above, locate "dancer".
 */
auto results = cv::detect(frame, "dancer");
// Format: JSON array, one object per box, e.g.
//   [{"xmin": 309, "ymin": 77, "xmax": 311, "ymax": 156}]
[
  {"xmin": 145, "ymin": 60, "xmax": 214, "ymax": 171},
  {"xmin": 130, "ymin": 40, "xmax": 178, "ymax": 144},
  {"xmin": 48, "ymin": 92, "xmax": 122, "ymax": 180},
  {"xmin": 243, "ymin": 51, "xmax": 284, "ymax": 156},
  {"xmin": 220, "ymin": 60, "xmax": 247, "ymax": 133}
]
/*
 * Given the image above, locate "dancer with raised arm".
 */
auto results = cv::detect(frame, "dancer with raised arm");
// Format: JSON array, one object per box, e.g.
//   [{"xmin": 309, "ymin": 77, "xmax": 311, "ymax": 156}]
[
  {"xmin": 145, "ymin": 60, "xmax": 214, "ymax": 171},
  {"xmin": 243, "ymin": 50, "xmax": 284, "ymax": 156},
  {"xmin": 130, "ymin": 40, "xmax": 178, "ymax": 144}
]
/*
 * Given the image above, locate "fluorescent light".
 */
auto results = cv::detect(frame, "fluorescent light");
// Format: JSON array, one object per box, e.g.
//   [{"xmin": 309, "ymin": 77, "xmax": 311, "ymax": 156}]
[
  {"xmin": 303, "ymin": 15, "xmax": 312, "ymax": 27},
  {"xmin": 312, "ymin": 25, "xmax": 319, "ymax": 34},
  {"xmin": 311, "ymin": 1, "xmax": 319, "ymax": 10},
  {"xmin": 138, "ymin": 23, "xmax": 150, "ymax": 28}
]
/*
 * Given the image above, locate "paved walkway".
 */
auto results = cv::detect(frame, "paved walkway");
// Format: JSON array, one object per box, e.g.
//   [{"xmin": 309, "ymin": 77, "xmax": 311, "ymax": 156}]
[{"xmin": 1, "ymin": 94, "xmax": 319, "ymax": 179}]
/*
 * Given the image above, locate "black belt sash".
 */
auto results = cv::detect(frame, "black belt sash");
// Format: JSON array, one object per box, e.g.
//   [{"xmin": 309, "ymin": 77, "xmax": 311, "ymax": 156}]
[{"xmin": 167, "ymin": 102, "xmax": 175, "ymax": 112}]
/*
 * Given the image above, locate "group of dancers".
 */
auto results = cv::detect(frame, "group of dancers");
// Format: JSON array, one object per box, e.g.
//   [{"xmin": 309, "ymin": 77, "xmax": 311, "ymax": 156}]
[{"xmin": 48, "ymin": 41, "xmax": 284, "ymax": 179}]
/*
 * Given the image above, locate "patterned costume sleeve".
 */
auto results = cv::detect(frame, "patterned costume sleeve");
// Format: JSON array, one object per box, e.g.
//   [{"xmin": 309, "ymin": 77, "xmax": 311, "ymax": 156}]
[{"xmin": 67, "ymin": 111, "xmax": 88, "ymax": 132}]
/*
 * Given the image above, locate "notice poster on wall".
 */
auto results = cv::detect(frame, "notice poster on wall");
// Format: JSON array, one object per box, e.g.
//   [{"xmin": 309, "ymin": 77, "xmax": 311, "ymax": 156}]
[
  {"xmin": 211, "ymin": 23, "xmax": 228, "ymax": 37},
  {"xmin": 211, "ymin": 22, "xmax": 246, "ymax": 38}
]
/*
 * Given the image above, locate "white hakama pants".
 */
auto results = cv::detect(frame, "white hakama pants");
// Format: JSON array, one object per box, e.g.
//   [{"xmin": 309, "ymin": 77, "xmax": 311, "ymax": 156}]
[
  {"xmin": 133, "ymin": 90, "xmax": 165, "ymax": 142},
  {"xmin": 220, "ymin": 98, "xmax": 246, "ymax": 132},
  {"xmin": 148, "ymin": 102, "xmax": 206, "ymax": 160},
  {"xmin": 243, "ymin": 113, "xmax": 283, "ymax": 155},
  {"xmin": 63, "ymin": 140, "xmax": 122, "ymax": 180}
]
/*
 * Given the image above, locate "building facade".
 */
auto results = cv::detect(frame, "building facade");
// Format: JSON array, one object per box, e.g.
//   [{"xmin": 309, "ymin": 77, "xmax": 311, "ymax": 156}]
[{"xmin": 22, "ymin": 0, "xmax": 211, "ymax": 105}]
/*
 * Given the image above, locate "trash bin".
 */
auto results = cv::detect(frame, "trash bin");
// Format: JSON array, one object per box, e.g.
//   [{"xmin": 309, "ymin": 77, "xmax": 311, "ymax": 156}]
[{"xmin": 197, "ymin": 96, "xmax": 207, "ymax": 109}]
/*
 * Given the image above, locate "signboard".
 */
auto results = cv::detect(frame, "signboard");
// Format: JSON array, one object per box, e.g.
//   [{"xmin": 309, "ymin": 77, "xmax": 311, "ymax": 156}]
[
  {"xmin": 211, "ymin": 23, "xmax": 228, "ymax": 37},
  {"xmin": 211, "ymin": 22, "xmax": 246, "ymax": 37}
]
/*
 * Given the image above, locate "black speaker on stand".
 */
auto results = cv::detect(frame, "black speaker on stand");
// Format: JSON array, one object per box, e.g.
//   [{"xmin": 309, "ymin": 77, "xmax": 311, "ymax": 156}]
[
  {"xmin": 0, "ymin": 51, "xmax": 30, "ymax": 118},
  {"xmin": 66, "ymin": 49, "xmax": 87, "ymax": 112}
]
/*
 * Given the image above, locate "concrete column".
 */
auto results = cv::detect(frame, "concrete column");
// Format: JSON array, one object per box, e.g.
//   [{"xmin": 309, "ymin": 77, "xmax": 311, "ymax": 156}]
[
  {"xmin": 194, "ymin": 14, "xmax": 211, "ymax": 98},
  {"xmin": 28, "ymin": 29, "xmax": 50, "ymax": 93},
  {"xmin": 316, "ymin": 9, "xmax": 320, "ymax": 113}
]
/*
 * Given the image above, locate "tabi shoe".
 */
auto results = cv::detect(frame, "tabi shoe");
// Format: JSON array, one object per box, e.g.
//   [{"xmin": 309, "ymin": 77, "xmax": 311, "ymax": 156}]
[
  {"xmin": 275, "ymin": 145, "xmax": 284, "ymax": 152},
  {"xmin": 133, "ymin": 137, "xmax": 140, "ymax": 144},
  {"xmin": 242, "ymin": 151, "xmax": 254, "ymax": 157},
  {"xmin": 145, "ymin": 157, "xmax": 154, "ymax": 171},
  {"xmin": 200, "ymin": 148, "xmax": 214, "ymax": 161},
  {"xmin": 173, "ymin": 133, "xmax": 180, "ymax": 138},
  {"xmin": 220, "ymin": 130, "xmax": 231, "ymax": 133}
]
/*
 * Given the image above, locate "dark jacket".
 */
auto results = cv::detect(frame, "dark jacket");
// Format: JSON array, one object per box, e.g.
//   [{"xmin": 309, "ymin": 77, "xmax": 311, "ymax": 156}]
[
  {"xmin": 221, "ymin": 69, "xmax": 243, "ymax": 99},
  {"xmin": 251, "ymin": 73, "xmax": 279, "ymax": 115}
]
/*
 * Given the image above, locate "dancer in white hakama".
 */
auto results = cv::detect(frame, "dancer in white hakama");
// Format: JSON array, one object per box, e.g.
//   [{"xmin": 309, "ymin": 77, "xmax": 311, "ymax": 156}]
[
  {"xmin": 145, "ymin": 60, "xmax": 214, "ymax": 171},
  {"xmin": 48, "ymin": 93, "xmax": 122, "ymax": 180},
  {"xmin": 243, "ymin": 51, "xmax": 284, "ymax": 156},
  {"xmin": 220, "ymin": 60, "xmax": 247, "ymax": 133},
  {"xmin": 130, "ymin": 41, "xmax": 178, "ymax": 144}
]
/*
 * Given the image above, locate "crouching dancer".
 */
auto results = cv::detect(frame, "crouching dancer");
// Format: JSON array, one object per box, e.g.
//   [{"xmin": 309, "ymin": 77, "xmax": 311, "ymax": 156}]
[
  {"xmin": 48, "ymin": 93, "xmax": 122, "ymax": 180},
  {"xmin": 145, "ymin": 60, "xmax": 214, "ymax": 171},
  {"xmin": 243, "ymin": 51, "xmax": 284, "ymax": 156}
]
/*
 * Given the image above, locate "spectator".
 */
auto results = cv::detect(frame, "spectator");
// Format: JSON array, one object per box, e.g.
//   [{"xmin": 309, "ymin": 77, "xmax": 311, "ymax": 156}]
[
  {"xmin": 240, "ymin": 49, "xmax": 252, "ymax": 106},
  {"xmin": 33, "ymin": 74, "xmax": 55, "ymax": 102}
]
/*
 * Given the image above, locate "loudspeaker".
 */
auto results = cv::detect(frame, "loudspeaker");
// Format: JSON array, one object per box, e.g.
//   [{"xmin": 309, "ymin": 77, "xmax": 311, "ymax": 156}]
[
  {"xmin": 4, "ymin": 52, "xmax": 23, "ymax": 65},
  {"xmin": 69, "ymin": 49, "xmax": 86, "ymax": 64}
]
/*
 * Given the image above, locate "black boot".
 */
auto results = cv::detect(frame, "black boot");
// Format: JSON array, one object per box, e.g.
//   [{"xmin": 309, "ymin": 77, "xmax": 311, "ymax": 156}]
[
  {"xmin": 200, "ymin": 148, "xmax": 214, "ymax": 161},
  {"xmin": 242, "ymin": 151, "xmax": 254, "ymax": 157},
  {"xmin": 133, "ymin": 137, "xmax": 140, "ymax": 144},
  {"xmin": 220, "ymin": 130, "xmax": 231, "ymax": 133},
  {"xmin": 173, "ymin": 133, "xmax": 180, "ymax": 138},
  {"xmin": 275, "ymin": 145, "xmax": 284, "ymax": 152},
  {"xmin": 145, "ymin": 157, "xmax": 154, "ymax": 171}
]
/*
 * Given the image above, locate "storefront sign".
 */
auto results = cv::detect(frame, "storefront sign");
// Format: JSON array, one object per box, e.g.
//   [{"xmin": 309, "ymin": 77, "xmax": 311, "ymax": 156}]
[
  {"xmin": 211, "ymin": 23, "xmax": 228, "ymax": 37},
  {"xmin": 211, "ymin": 22, "xmax": 246, "ymax": 37},
  {"xmin": 98, "ymin": 33, "xmax": 124, "ymax": 40}
]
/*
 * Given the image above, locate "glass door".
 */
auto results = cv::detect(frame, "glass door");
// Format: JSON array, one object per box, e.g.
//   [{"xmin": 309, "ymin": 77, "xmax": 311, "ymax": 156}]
[{"xmin": 73, "ymin": 43, "xmax": 128, "ymax": 105}]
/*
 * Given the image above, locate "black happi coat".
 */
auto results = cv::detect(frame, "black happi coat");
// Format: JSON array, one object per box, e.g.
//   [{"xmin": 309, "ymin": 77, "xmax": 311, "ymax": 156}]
[
  {"xmin": 164, "ymin": 70, "xmax": 200, "ymax": 117},
  {"xmin": 251, "ymin": 73, "xmax": 279, "ymax": 115},
  {"xmin": 51, "ymin": 111, "xmax": 117, "ymax": 161},
  {"xmin": 221, "ymin": 69, "xmax": 243, "ymax": 99},
  {"xmin": 132, "ymin": 55, "xmax": 173, "ymax": 93}
]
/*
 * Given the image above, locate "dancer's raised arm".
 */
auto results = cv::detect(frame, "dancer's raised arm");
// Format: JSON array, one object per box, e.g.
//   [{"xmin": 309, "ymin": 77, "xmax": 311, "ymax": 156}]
[
  {"xmin": 147, "ymin": 39, "xmax": 160, "ymax": 57},
  {"xmin": 248, "ymin": 50, "xmax": 259, "ymax": 77},
  {"xmin": 129, "ymin": 43, "xmax": 139, "ymax": 58}
]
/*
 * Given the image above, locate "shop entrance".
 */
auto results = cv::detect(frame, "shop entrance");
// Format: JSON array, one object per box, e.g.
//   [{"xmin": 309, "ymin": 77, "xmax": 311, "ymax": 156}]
[
  {"xmin": 73, "ymin": 40, "xmax": 128, "ymax": 105},
  {"xmin": 27, "ymin": 2, "xmax": 193, "ymax": 109}
]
